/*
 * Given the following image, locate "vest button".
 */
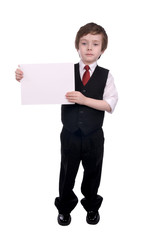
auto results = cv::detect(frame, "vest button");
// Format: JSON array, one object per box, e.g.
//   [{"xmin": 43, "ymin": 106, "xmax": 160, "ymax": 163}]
[
  {"xmin": 79, "ymin": 110, "xmax": 84, "ymax": 114},
  {"xmin": 82, "ymin": 89, "xmax": 86, "ymax": 93},
  {"xmin": 79, "ymin": 121, "xmax": 83, "ymax": 125}
]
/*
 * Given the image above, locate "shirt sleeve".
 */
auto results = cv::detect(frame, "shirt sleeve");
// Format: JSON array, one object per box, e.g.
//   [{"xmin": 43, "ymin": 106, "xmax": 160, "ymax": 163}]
[{"xmin": 103, "ymin": 72, "xmax": 118, "ymax": 113}]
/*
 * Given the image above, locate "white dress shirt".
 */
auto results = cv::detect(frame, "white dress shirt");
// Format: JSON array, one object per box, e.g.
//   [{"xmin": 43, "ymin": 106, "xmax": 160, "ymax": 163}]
[{"xmin": 79, "ymin": 60, "xmax": 118, "ymax": 113}]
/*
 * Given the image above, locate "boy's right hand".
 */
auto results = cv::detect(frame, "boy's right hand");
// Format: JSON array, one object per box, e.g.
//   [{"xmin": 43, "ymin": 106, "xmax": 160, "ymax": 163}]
[{"xmin": 15, "ymin": 67, "xmax": 23, "ymax": 82}]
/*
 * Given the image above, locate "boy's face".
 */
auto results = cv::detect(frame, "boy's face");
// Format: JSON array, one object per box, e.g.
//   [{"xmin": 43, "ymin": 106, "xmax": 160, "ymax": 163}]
[{"xmin": 78, "ymin": 33, "xmax": 104, "ymax": 65}]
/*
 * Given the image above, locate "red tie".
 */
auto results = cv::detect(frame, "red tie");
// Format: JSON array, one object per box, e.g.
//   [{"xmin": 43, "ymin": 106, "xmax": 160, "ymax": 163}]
[{"xmin": 82, "ymin": 65, "xmax": 90, "ymax": 86}]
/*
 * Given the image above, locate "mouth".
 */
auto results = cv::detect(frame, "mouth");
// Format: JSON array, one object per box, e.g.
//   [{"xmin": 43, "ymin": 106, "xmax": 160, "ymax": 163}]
[{"xmin": 86, "ymin": 54, "xmax": 93, "ymax": 56}]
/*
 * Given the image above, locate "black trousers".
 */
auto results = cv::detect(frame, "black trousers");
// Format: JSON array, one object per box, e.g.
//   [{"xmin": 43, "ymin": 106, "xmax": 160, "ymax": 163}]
[{"xmin": 55, "ymin": 127, "xmax": 104, "ymax": 214}]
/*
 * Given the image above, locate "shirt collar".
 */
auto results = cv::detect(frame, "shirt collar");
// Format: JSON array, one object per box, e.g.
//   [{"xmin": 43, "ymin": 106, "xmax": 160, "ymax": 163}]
[{"xmin": 79, "ymin": 60, "xmax": 97, "ymax": 73}]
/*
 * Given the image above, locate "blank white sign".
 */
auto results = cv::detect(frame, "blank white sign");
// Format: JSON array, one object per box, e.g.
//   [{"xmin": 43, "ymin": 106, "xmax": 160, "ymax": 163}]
[{"xmin": 20, "ymin": 63, "xmax": 75, "ymax": 105}]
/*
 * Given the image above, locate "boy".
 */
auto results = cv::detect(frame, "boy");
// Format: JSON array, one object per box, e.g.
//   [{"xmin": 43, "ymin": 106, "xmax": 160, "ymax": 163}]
[{"xmin": 15, "ymin": 22, "xmax": 118, "ymax": 226}]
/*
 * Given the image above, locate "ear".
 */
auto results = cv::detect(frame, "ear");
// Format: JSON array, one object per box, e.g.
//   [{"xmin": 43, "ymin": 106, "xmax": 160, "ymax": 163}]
[
  {"xmin": 77, "ymin": 49, "xmax": 81, "ymax": 58},
  {"xmin": 98, "ymin": 50, "xmax": 105, "ymax": 59}
]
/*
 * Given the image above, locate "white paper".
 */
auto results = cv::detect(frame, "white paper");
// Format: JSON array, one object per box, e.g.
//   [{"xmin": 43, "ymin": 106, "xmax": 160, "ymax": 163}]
[{"xmin": 20, "ymin": 63, "xmax": 75, "ymax": 105}]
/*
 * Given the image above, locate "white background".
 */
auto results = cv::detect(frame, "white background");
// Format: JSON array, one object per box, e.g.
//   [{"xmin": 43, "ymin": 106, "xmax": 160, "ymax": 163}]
[{"xmin": 0, "ymin": 0, "xmax": 161, "ymax": 239}]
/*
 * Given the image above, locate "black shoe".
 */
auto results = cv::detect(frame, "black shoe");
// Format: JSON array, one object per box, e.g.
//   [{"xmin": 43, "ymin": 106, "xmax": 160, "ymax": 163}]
[
  {"xmin": 57, "ymin": 213, "xmax": 71, "ymax": 226},
  {"xmin": 86, "ymin": 211, "xmax": 100, "ymax": 225}
]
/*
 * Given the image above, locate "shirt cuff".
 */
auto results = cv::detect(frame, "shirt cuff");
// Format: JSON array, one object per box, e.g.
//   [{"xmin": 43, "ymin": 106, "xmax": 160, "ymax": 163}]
[{"xmin": 105, "ymin": 98, "xmax": 118, "ymax": 113}]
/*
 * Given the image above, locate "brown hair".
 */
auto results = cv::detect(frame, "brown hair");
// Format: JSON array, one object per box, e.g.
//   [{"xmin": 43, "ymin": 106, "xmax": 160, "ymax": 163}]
[{"xmin": 75, "ymin": 22, "xmax": 108, "ymax": 51}]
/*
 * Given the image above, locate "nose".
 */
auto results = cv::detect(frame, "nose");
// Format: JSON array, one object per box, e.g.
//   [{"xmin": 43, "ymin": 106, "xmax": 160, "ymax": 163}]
[{"xmin": 88, "ymin": 43, "xmax": 92, "ymax": 50}]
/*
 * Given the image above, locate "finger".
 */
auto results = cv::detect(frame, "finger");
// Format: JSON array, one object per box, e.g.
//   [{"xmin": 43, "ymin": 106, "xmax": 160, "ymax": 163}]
[
  {"xmin": 66, "ymin": 91, "xmax": 78, "ymax": 95},
  {"xmin": 15, "ymin": 72, "xmax": 22, "ymax": 78},
  {"xmin": 15, "ymin": 74, "xmax": 23, "ymax": 80},
  {"xmin": 15, "ymin": 69, "xmax": 23, "ymax": 74},
  {"xmin": 16, "ymin": 77, "xmax": 22, "ymax": 81},
  {"xmin": 66, "ymin": 94, "xmax": 74, "ymax": 98},
  {"xmin": 66, "ymin": 96, "xmax": 77, "ymax": 101},
  {"xmin": 66, "ymin": 96, "xmax": 75, "ymax": 100},
  {"xmin": 66, "ymin": 92, "xmax": 74, "ymax": 96},
  {"xmin": 15, "ymin": 74, "xmax": 23, "ymax": 78}
]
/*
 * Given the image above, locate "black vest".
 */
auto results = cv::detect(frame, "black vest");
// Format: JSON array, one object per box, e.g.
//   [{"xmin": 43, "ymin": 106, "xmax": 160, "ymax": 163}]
[{"xmin": 61, "ymin": 63, "xmax": 109, "ymax": 135}]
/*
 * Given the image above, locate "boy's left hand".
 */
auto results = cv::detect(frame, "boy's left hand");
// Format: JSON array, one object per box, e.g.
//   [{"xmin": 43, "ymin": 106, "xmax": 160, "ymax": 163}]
[{"xmin": 66, "ymin": 91, "xmax": 86, "ymax": 105}]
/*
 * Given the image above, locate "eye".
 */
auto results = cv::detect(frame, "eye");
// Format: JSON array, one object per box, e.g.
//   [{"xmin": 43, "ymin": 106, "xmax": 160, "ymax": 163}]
[
  {"xmin": 82, "ymin": 42, "xmax": 87, "ymax": 45},
  {"xmin": 93, "ymin": 42, "xmax": 100, "ymax": 46}
]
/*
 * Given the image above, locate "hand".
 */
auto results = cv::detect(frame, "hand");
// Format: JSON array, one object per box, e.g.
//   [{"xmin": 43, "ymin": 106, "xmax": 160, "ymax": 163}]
[
  {"xmin": 66, "ymin": 91, "xmax": 86, "ymax": 105},
  {"xmin": 15, "ymin": 66, "xmax": 23, "ymax": 82}
]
